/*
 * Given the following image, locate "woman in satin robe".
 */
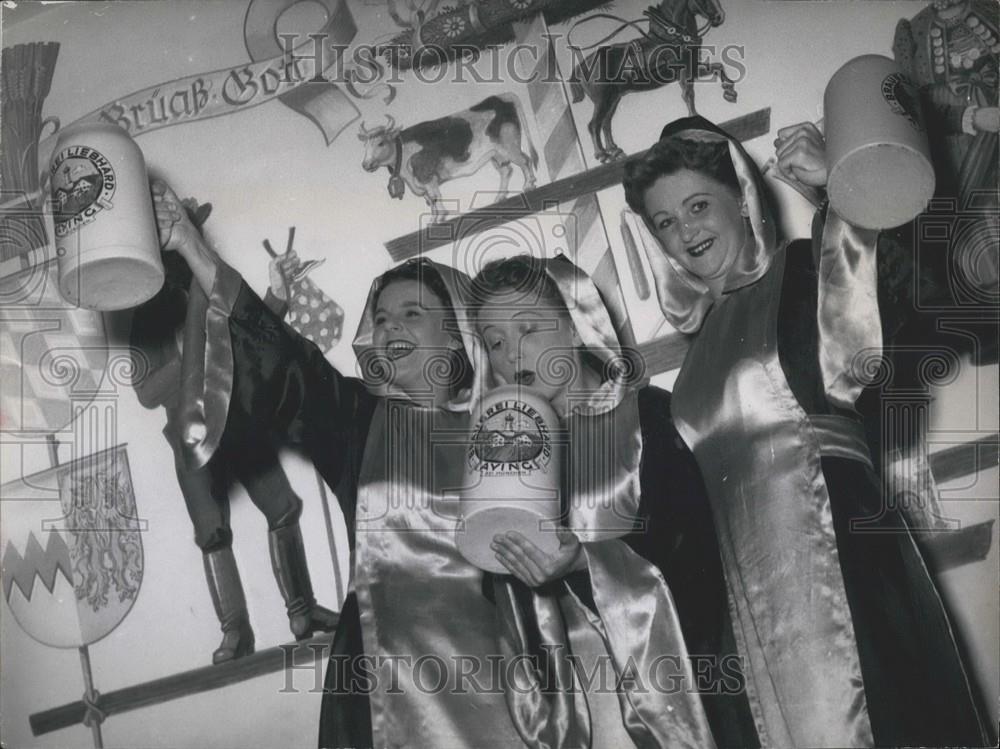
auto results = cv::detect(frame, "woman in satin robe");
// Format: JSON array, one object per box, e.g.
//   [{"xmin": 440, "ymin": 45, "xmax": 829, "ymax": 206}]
[
  {"xmin": 621, "ymin": 117, "xmax": 989, "ymax": 747},
  {"xmin": 155, "ymin": 178, "xmax": 522, "ymax": 748},
  {"xmin": 154, "ymin": 179, "xmax": 715, "ymax": 749},
  {"xmin": 471, "ymin": 253, "xmax": 757, "ymax": 748}
]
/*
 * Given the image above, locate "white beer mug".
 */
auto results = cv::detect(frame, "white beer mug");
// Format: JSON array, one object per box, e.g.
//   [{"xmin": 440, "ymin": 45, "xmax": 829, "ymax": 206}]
[
  {"xmin": 824, "ymin": 54, "xmax": 936, "ymax": 230},
  {"xmin": 50, "ymin": 122, "xmax": 163, "ymax": 310},
  {"xmin": 457, "ymin": 385, "xmax": 562, "ymax": 573}
]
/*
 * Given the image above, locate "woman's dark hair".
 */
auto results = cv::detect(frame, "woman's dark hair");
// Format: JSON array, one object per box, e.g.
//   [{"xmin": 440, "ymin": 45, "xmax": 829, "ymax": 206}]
[
  {"xmin": 468, "ymin": 254, "xmax": 565, "ymax": 315},
  {"xmin": 373, "ymin": 258, "xmax": 456, "ymax": 315},
  {"xmin": 623, "ymin": 137, "xmax": 740, "ymax": 222},
  {"xmin": 371, "ymin": 259, "xmax": 473, "ymax": 393}
]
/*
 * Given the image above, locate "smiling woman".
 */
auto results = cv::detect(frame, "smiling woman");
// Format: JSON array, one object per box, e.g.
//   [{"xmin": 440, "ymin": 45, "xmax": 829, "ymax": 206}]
[
  {"xmin": 154, "ymin": 186, "xmax": 552, "ymax": 747},
  {"xmin": 625, "ymin": 133, "xmax": 752, "ymax": 300},
  {"xmin": 641, "ymin": 169, "xmax": 749, "ymax": 289},
  {"xmin": 623, "ymin": 116, "xmax": 990, "ymax": 747},
  {"xmin": 365, "ymin": 262, "xmax": 472, "ymax": 405}
]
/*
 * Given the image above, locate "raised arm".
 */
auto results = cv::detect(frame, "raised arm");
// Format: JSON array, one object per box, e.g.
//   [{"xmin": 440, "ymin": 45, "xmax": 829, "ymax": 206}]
[
  {"xmin": 151, "ymin": 180, "xmax": 367, "ymax": 481},
  {"xmin": 152, "ymin": 179, "xmax": 218, "ymax": 296},
  {"xmin": 773, "ymin": 125, "xmax": 882, "ymax": 410}
]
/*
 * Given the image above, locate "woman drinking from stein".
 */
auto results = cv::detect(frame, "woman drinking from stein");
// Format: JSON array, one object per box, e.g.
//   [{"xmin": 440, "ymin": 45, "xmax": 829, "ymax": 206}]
[{"xmin": 472, "ymin": 253, "xmax": 757, "ymax": 748}]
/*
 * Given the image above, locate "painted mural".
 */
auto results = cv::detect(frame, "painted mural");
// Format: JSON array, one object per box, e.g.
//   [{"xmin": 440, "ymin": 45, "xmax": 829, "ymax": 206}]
[{"xmin": 1, "ymin": 1, "xmax": 998, "ymax": 748}]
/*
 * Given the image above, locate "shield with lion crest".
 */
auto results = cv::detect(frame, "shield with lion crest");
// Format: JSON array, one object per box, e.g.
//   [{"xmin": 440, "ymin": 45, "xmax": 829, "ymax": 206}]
[{"xmin": 1, "ymin": 444, "xmax": 143, "ymax": 648}]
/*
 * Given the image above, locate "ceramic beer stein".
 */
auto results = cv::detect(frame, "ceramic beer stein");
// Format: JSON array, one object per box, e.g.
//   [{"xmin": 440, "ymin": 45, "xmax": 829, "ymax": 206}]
[
  {"xmin": 50, "ymin": 122, "xmax": 163, "ymax": 310},
  {"xmin": 457, "ymin": 385, "xmax": 563, "ymax": 573},
  {"xmin": 824, "ymin": 54, "xmax": 936, "ymax": 229}
]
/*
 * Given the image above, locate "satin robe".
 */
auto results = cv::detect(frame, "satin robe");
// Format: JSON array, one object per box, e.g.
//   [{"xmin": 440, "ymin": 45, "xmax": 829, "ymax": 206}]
[
  {"xmin": 219, "ymin": 271, "xmax": 526, "ymax": 748},
  {"xmin": 671, "ymin": 238, "xmax": 989, "ymax": 748}
]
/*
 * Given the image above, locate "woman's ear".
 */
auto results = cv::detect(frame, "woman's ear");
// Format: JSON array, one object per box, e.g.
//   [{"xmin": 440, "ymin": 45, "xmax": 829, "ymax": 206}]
[
  {"xmin": 740, "ymin": 200, "xmax": 749, "ymax": 218},
  {"xmin": 447, "ymin": 336, "xmax": 463, "ymax": 351}
]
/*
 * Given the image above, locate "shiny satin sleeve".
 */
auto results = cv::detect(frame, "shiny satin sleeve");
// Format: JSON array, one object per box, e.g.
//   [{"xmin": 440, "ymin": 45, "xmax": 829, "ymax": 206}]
[
  {"xmin": 815, "ymin": 206, "xmax": 884, "ymax": 410},
  {"xmin": 179, "ymin": 262, "xmax": 240, "ymax": 469},
  {"xmin": 193, "ymin": 262, "xmax": 367, "ymax": 482},
  {"xmin": 494, "ymin": 540, "xmax": 717, "ymax": 749},
  {"xmin": 574, "ymin": 540, "xmax": 718, "ymax": 748}
]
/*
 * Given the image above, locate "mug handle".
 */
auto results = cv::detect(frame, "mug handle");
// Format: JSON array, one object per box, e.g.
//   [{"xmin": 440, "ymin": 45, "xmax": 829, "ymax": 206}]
[
  {"xmin": 40, "ymin": 116, "xmax": 61, "ymax": 139},
  {"xmin": 37, "ymin": 117, "xmax": 62, "ymax": 190}
]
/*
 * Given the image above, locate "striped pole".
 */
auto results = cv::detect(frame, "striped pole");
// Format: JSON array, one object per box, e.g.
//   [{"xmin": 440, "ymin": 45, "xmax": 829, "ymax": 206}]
[{"xmin": 511, "ymin": 14, "xmax": 634, "ymax": 345}]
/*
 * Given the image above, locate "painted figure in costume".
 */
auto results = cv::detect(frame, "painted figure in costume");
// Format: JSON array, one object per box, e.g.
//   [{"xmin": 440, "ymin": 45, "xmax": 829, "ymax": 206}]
[
  {"xmin": 622, "ymin": 117, "xmax": 990, "ymax": 747},
  {"xmin": 889, "ymin": 0, "xmax": 999, "ymax": 364},
  {"xmin": 133, "ymin": 191, "xmax": 336, "ymax": 664},
  {"xmin": 471, "ymin": 254, "xmax": 758, "ymax": 748},
  {"xmin": 894, "ymin": 0, "xmax": 998, "ymax": 209}
]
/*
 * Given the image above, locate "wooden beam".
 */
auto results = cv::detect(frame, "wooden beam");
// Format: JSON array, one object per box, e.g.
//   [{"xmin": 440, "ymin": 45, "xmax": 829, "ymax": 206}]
[
  {"xmin": 636, "ymin": 335, "xmax": 689, "ymax": 376},
  {"xmin": 30, "ymin": 631, "xmax": 335, "ymax": 737},
  {"xmin": 929, "ymin": 433, "xmax": 1000, "ymax": 483},
  {"xmin": 918, "ymin": 520, "xmax": 995, "ymax": 574},
  {"xmin": 890, "ymin": 435, "xmax": 999, "ymax": 573},
  {"xmin": 917, "ymin": 434, "xmax": 999, "ymax": 572},
  {"xmin": 384, "ymin": 108, "xmax": 771, "ymax": 262}
]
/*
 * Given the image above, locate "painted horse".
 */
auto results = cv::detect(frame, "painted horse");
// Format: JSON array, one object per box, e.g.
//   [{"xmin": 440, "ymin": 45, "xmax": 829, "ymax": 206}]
[{"xmin": 569, "ymin": 0, "xmax": 736, "ymax": 163}]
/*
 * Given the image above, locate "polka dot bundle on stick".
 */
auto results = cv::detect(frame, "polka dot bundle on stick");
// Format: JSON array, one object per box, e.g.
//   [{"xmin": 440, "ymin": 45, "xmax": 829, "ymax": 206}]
[
  {"xmin": 263, "ymin": 228, "xmax": 344, "ymax": 353},
  {"xmin": 286, "ymin": 273, "xmax": 344, "ymax": 353}
]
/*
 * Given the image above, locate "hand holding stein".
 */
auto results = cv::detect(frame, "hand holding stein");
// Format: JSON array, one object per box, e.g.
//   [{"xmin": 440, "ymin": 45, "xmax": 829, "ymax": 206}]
[
  {"xmin": 457, "ymin": 384, "xmax": 574, "ymax": 579},
  {"xmin": 773, "ymin": 122, "xmax": 829, "ymax": 188}
]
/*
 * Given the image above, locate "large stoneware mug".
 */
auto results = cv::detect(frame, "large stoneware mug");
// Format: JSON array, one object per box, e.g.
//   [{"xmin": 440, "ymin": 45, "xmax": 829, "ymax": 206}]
[
  {"xmin": 824, "ymin": 54, "xmax": 935, "ymax": 229},
  {"xmin": 50, "ymin": 122, "xmax": 163, "ymax": 310},
  {"xmin": 457, "ymin": 385, "xmax": 562, "ymax": 573}
]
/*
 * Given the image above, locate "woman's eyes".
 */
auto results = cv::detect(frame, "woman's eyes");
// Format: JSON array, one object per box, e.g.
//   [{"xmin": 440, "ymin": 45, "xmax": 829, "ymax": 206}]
[
  {"xmin": 656, "ymin": 201, "xmax": 710, "ymax": 229},
  {"xmin": 375, "ymin": 309, "xmax": 422, "ymax": 324},
  {"xmin": 486, "ymin": 324, "xmax": 537, "ymax": 350}
]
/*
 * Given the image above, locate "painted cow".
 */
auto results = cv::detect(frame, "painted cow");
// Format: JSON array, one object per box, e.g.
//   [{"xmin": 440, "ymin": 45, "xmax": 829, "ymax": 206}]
[{"xmin": 359, "ymin": 94, "xmax": 538, "ymax": 221}]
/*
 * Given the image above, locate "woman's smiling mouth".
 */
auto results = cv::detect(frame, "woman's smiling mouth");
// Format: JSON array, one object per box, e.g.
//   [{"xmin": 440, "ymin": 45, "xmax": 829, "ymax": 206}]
[
  {"xmin": 687, "ymin": 238, "xmax": 714, "ymax": 257},
  {"xmin": 386, "ymin": 340, "xmax": 415, "ymax": 360}
]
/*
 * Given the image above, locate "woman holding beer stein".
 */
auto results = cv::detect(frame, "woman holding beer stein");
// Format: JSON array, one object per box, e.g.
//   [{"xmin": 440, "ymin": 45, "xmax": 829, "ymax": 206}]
[
  {"xmin": 470, "ymin": 254, "xmax": 753, "ymax": 749},
  {"xmin": 472, "ymin": 255, "xmax": 756, "ymax": 747},
  {"xmin": 621, "ymin": 117, "xmax": 988, "ymax": 747}
]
